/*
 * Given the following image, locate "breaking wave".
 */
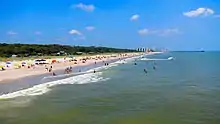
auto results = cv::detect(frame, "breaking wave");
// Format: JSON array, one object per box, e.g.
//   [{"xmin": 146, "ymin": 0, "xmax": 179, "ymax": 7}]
[
  {"xmin": 140, "ymin": 57, "xmax": 174, "ymax": 61},
  {"xmin": 0, "ymin": 56, "xmax": 140, "ymax": 99}
]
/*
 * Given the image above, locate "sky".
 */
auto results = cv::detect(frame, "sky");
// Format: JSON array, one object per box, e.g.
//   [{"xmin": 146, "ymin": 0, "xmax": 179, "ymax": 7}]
[{"xmin": 0, "ymin": 0, "xmax": 220, "ymax": 51}]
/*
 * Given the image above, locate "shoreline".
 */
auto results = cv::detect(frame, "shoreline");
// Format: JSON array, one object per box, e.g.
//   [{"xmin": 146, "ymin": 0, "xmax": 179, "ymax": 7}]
[
  {"xmin": 0, "ymin": 54, "xmax": 144, "ymax": 98},
  {"xmin": 0, "ymin": 52, "xmax": 161, "ymax": 96},
  {"xmin": 0, "ymin": 53, "xmax": 142, "ymax": 82}
]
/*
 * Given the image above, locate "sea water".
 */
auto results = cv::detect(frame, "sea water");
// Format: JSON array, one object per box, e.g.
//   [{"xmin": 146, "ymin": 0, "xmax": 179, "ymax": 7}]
[{"xmin": 0, "ymin": 52, "xmax": 220, "ymax": 124}]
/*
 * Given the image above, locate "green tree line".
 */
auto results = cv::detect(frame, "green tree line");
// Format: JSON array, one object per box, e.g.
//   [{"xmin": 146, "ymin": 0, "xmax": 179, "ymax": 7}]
[{"xmin": 0, "ymin": 43, "xmax": 137, "ymax": 57}]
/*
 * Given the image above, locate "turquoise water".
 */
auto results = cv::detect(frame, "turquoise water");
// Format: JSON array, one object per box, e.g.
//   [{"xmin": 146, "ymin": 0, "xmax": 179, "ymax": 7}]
[{"xmin": 0, "ymin": 52, "xmax": 220, "ymax": 124}]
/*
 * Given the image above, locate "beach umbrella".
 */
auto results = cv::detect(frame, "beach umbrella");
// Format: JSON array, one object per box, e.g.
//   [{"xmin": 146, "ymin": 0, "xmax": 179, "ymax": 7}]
[
  {"xmin": 22, "ymin": 62, "xmax": 26, "ymax": 65},
  {"xmin": 0, "ymin": 65, "xmax": 4, "ymax": 68},
  {"xmin": 27, "ymin": 61, "xmax": 33, "ymax": 65},
  {"xmin": 13, "ymin": 62, "xmax": 20, "ymax": 66},
  {"xmin": 13, "ymin": 62, "xmax": 20, "ymax": 69},
  {"xmin": 52, "ymin": 60, "xmax": 56, "ymax": 63},
  {"xmin": 6, "ymin": 61, "xmax": 11, "ymax": 64}
]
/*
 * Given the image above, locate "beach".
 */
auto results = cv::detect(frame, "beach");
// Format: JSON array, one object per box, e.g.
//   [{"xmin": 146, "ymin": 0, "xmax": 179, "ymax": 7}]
[
  {"xmin": 0, "ymin": 53, "xmax": 144, "ymax": 83},
  {"xmin": 0, "ymin": 52, "xmax": 158, "ymax": 95}
]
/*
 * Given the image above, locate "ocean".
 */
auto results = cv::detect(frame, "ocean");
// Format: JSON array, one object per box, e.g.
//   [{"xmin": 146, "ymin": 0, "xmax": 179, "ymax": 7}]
[{"xmin": 0, "ymin": 52, "xmax": 220, "ymax": 124}]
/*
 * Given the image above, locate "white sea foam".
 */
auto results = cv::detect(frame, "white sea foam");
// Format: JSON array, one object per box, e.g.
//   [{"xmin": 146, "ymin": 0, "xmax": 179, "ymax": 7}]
[
  {"xmin": 0, "ymin": 55, "xmax": 140, "ymax": 100},
  {"xmin": 0, "ymin": 72, "xmax": 108, "ymax": 99},
  {"xmin": 140, "ymin": 57, "xmax": 174, "ymax": 61}
]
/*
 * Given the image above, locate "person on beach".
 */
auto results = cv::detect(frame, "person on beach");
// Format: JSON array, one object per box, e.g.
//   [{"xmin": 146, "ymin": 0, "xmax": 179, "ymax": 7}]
[
  {"xmin": 52, "ymin": 72, "xmax": 56, "ymax": 76},
  {"xmin": 95, "ymin": 61, "xmax": 96, "ymax": 64},
  {"xmin": 49, "ymin": 65, "xmax": 53, "ymax": 72},
  {"xmin": 49, "ymin": 68, "xmax": 52, "ymax": 72},
  {"xmin": 64, "ymin": 68, "xmax": 67, "ymax": 74},
  {"xmin": 45, "ymin": 65, "xmax": 48, "ymax": 71},
  {"xmin": 1, "ymin": 67, "xmax": 5, "ymax": 71},
  {"xmin": 65, "ymin": 67, "xmax": 69, "ymax": 74}
]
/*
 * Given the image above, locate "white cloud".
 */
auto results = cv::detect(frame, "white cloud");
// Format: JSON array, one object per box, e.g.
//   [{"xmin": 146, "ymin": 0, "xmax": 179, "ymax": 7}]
[
  {"xmin": 35, "ymin": 31, "xmax": 42, "ymax": 35},
  {"xmin": 69, "ymin": 29, "xmax": 82, "ymax": 35},
  {"xmin": 73, "ymin": 3, "xmax": 95, "ymax": 12},
  {"xmin": 138, "ymin": 29, "xmax": 150, "ymax": 35},
  {"xmin": 130, "ymin": 14, "xmax": 140, "ymax": 21},
  {"xmin": 183, "ymin": 7, "xmax": 214, "ymax": 17},
  {"xmin": 138, "ymin": 28, "xmax": 180, "ymax": 36},
  {"xmin": 7, "ymin": 31, "xmax": 17, "ymax": 35},
  {"xmin": 85, "ymin": 26, "xmax": 95, "ymax": 31}
]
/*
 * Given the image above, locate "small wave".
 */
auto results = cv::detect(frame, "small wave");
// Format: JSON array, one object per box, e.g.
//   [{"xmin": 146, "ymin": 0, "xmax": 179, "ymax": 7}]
[
  {"xmin": 0, "ymin": 72, "xmax": 108, "ymax": 99},
  {"xmin": 140, "ymin": 57, "xmax": 174, "ymax": 61}
]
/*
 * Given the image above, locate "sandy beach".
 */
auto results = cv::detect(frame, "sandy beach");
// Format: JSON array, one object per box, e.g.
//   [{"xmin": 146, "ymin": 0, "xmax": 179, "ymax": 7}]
[{"xmin": 0, "ymin": 52, "xmax": 147, "ymax": 83}]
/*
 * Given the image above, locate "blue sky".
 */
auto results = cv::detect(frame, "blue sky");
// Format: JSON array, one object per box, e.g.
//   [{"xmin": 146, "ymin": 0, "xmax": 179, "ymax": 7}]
[{"xmin": 0, "ymin": 0, "xmax": 220, "ymax": 50}]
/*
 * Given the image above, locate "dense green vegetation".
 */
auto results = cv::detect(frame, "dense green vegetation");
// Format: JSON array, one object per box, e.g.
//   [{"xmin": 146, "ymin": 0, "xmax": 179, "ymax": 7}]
[{"xmin": 0, "ymin": 43, "xmax": 137, "ymax": 57}]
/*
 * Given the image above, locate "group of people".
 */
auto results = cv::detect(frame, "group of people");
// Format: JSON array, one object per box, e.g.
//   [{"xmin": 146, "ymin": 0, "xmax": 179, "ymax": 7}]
[
  {"xmin": 45, "ymin": 65, "xmax": 56, "ymax": 76},
  {"xmin": 64, "ymin": 66, "xmax": 73, "ymax": 74},
  {"xmin": 45, "ymin": 65, "xmax": 53, "ymax": 72},
  {"xmin": 133, "ymin": 60, "xmax": 157, "ymax": 74},
  {"xmin": 143, "ymin": 61, "xmax": 157, "ymax": 74}
]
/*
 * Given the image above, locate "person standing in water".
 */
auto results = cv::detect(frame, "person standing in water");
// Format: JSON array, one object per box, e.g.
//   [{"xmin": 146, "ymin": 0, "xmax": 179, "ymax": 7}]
[
  {"xmin": 52, "ymin": 72, "xmax": 56, "ymax": 76},
  {"xmin": 153, "ymin": 61, "xmax": 156, "ymax": 70},
  {"xmin": 144, "ymin": 69, "xmax": 148, "ymax": 74}
]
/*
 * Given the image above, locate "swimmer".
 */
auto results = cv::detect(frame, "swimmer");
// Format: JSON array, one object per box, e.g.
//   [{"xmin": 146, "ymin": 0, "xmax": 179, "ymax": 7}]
[
  {"xmin": 153, "ymin": 66, "xmax": 156, "ymax": 70},
  {"xmin": 134, "ymin": 63, "xmax": 137, "ymax": 65},
  {"xmin": 144, "ymin": 69, "xmax": 148, "ymax": 74},
  {"xmin": 93, "ymin": 70, "xmax": 96, "ymax": 73}
]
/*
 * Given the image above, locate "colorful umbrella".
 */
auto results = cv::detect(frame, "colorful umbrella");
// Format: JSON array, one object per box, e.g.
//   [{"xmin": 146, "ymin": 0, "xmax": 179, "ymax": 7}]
[
  {"xmin": 6, "ymin": 61, "xmax": 11, "ymax": 64},
  {"xmin": 22, "ymin": 62, "xmax": 26, "ymax": 65}
]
